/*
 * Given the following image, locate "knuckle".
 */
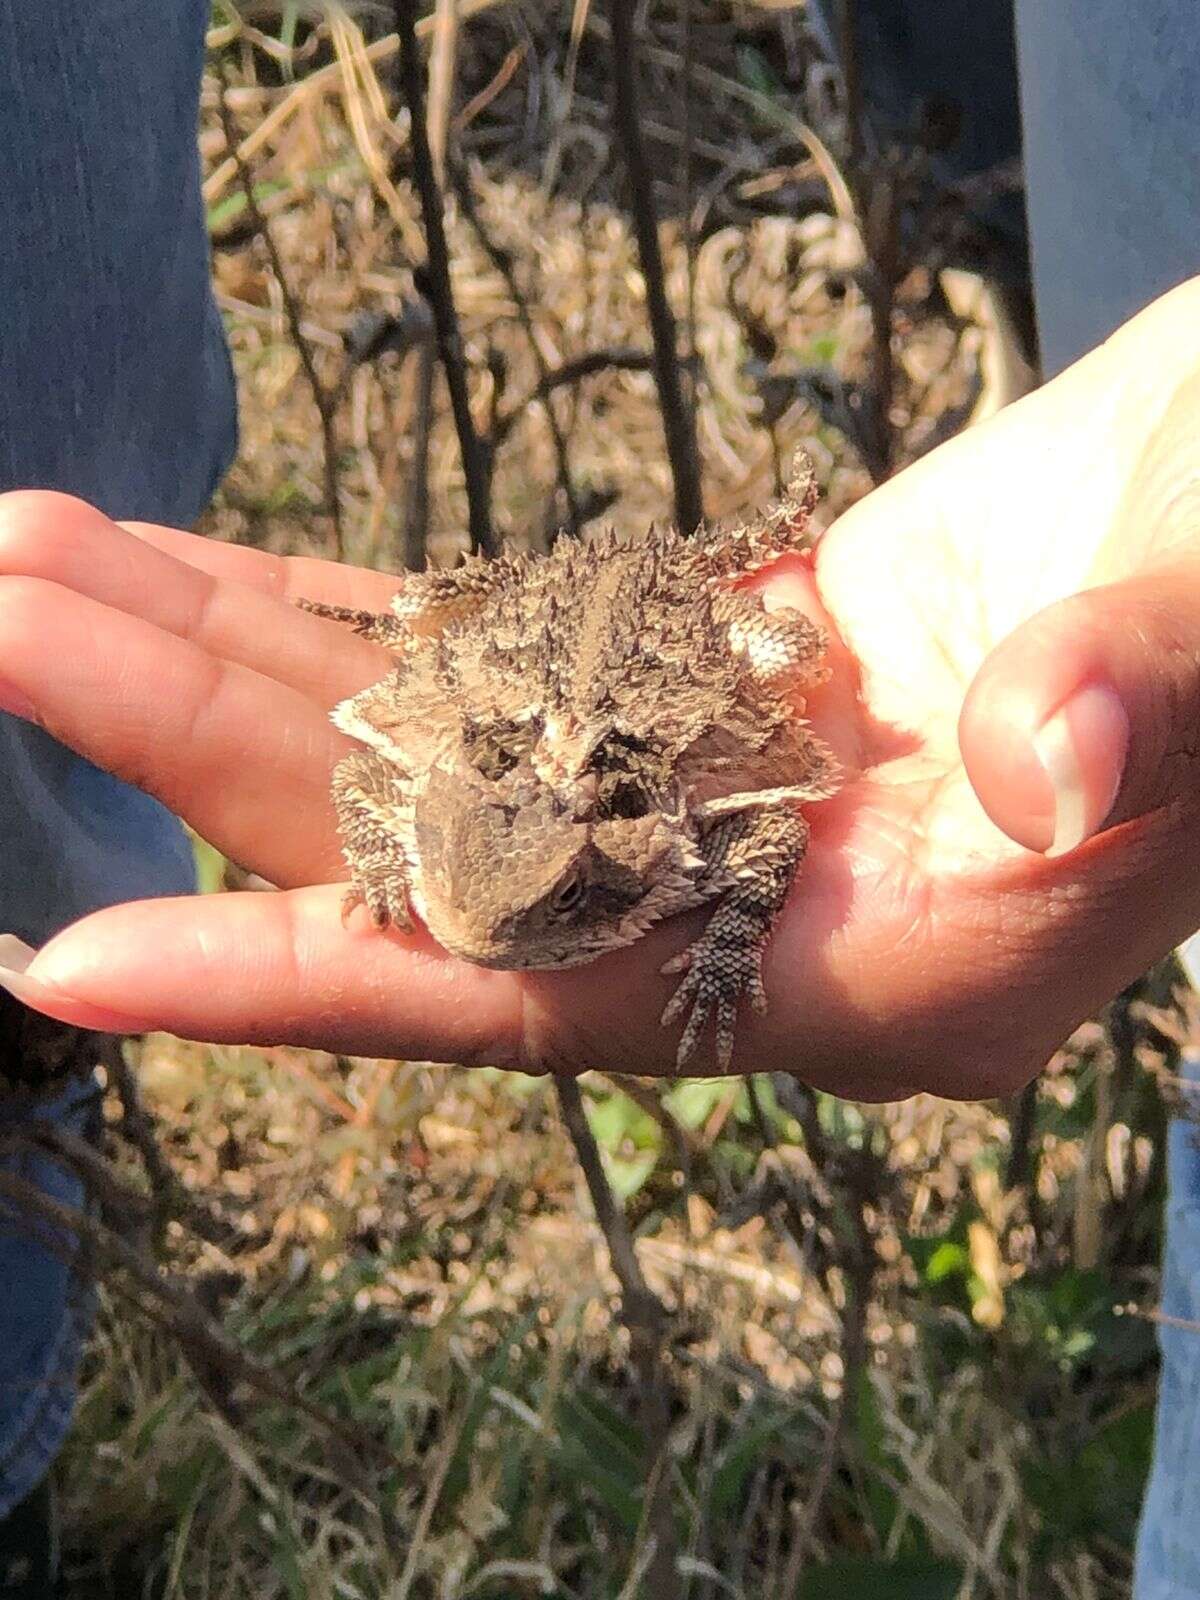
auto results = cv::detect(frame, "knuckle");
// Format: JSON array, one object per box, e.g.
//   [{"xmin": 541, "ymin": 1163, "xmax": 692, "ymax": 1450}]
[{"xmin": 0, "ymin": 490, "xmax": 101, "ymax": 576}]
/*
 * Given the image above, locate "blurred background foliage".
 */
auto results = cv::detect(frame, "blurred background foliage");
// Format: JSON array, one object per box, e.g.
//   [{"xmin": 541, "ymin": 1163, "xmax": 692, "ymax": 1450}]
[{"xmin": 50, "ymin": 4, "xmax": 1194, "ymax": 1596}]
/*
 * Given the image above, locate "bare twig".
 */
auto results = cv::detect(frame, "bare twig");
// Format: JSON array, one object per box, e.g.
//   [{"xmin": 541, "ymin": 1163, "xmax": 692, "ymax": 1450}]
[
  {"xmin": 836, "ymin": 0, "xmax": 864, "ymax": 170},
  {"xmin": 745, "ymin": 1079, "xmax": 880, "ymax": 1586},
  {"xmin": 556, "ymin": 1077, "xmax": 681, "ymax": 1599},
  {"xmin": 1003, "ymin": 1079, "xmax": 1040, "ymax": 1194},
  {"xmin": 404, "ymin": 343, "xmax": 437, "ymax": 569},
  {"xmin": 454, "ymin": 41, "xmax": 527, "ymax": 135},
  {"xmin": 853, "ymin": 167, "xmax": 903, "ymax": 481},
  {"xmin": 0, "ymin": 1125, "xmax": 152, "ymax": 1236},
  {"xmin": 557, "ymin": 1078, "xmax": 657, "ymax": 1323},
  {"xmin": 103, "ymin": 1039, "xmax": 248, "ymax": 1250},
  {"xmin": 400, "ymin": 0, "xmax": 461, "ymax": 574},
  {"xmin": 606, "ymin": 0, "xmax": 703, "ymax": 534},
  {"xmin": 677, "ymin": 0, "xmax": 697, "ymax": 384},
  {"xmin": 491, "ymin": 346, "xmax": 659, "ymax": 446},
  {"xmin": 449, "ymin": 162, "xmax": 585, "ymax": 537},
  {"xmin": 393, "ymin": 0, "xmax": 497, "ymax": 557},
  {"xmin": 215, "ymin": 59, "xmax": 344, "ymax": 552},
  {"xmin": 1122, "ymin": 1303, "xmax": 1200, "ymax": 1336}
]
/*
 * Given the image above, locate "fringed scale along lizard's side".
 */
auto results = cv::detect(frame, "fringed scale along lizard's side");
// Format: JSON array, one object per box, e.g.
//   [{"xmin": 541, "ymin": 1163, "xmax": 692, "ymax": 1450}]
[{"xmin": 305, "ymin": 461, "xmax": 839, "ymax": 1070}]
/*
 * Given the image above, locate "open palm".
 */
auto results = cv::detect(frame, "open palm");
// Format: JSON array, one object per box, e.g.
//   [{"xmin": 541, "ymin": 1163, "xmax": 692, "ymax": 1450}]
[{"xmin": 3, "ymin": 283, "xmax": 1200, "ymax": 1099}]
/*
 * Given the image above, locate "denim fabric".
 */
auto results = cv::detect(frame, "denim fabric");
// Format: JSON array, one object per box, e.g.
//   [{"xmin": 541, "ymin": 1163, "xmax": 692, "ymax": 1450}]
[
  {"xmin": 1015, "ymin": 0, "xmax": 1200, "ymax": 376},
  {"xmin": 1016, "ymin": 6, "xmax": 1200, "ymax": 1589},
  {"xmin": 806, "ymin": 0, "xmax": 1028, "ymax": 281},
  {"xmin": 812, "ymin": 3, "xmax": 1200, "ymax": 1590},
  {"xmin": 1136, "ymin": 1042, "xmax": 1200, "ymax": 1597},
  {"xmin": 0, "ymin": 0, "xmax": 236, "ymax": 1512}
]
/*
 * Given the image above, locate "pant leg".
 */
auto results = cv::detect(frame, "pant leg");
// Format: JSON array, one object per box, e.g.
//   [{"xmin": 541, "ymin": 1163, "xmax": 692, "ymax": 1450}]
[
  {"xmin": 0, "ymin": 0, "xmax": 237, "ymax": 1515},
  {"xmin": 0, "ymin": 1072, "xmax": 100, "ymax": 1519},
  {"xmin": 1015, "ymin": 0, "xmax": 1200, "ymax": 373},
  {"xmin": 805, "ymin": 0, "xmax": 1029, "ymax": 286},
  {"xmin": 1013, "ymin": 6, "xmax": 1200, "ymax": 1586},
  {"xmin": 1133, "ymin": 1049, "xmax": 1200, "ymax": 1598}
]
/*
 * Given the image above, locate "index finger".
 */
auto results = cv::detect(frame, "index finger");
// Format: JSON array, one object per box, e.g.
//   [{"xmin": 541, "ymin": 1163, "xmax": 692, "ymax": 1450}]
[{"xmin": 123, "ymin": 520, "xmax": 409, "ymax": 613}]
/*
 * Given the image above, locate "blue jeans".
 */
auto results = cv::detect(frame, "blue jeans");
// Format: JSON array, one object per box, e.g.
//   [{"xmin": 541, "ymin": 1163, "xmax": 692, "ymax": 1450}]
[
  {"xmin": 1137, "ymin": 1046, "xmax": 1200, "ymax": 1596},
  {"xmin": 813, "ymin": 2, "xmax": 1200, "ymax": 1589},
  {"xmin": 0, "ymin": 0, "xmax": 236, "ymax": 1512}
]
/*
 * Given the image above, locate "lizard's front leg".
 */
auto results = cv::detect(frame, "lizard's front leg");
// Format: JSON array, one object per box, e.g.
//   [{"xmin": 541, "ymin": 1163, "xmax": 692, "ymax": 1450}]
[
  {"xmin": 331, "ymin": 749, "xmax": 415, "ymax": 930},
  {"xmin": 660, "ymin": 805, "xmax": 809, "ymax": 1071}
]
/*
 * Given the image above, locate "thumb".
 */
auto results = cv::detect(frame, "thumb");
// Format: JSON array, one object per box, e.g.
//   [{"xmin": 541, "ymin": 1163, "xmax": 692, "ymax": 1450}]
[{"xmin": 959, "ymin": 565, "xmax": 1200, "ymax": 855}]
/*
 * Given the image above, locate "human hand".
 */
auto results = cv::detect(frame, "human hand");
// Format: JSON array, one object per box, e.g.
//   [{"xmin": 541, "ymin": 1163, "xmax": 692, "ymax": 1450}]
[{"xmin": 1, "ymin": 281, "xmax": 1199, "ymax": 1098}]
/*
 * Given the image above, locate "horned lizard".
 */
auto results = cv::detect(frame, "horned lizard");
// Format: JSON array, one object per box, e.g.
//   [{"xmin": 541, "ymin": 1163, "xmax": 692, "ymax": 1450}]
[{"xmin": 306, "ymin": 462, "xmax": 838, "ymax": 1070}]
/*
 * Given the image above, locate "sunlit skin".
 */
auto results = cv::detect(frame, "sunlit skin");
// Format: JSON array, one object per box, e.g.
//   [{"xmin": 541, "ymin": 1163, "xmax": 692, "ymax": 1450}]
[{"xmin": 2, "ymin": 280, "xmax": 1200, "ymax": 1100}]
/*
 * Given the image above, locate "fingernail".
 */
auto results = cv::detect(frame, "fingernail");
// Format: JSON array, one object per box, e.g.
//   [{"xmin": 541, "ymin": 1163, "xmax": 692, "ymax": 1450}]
[
  {"xmin": 1032, "ymin": 682, "xmax": 1129, "ymax": 858},
  {"xmin": 0, "ymin": 935, "xmax": 37, "ymax": 977},
  {"xmin": 0, "ymin": 934, "xmax": 157, "ymax": 1034},
  {"xmin": 0, "ymin": 682, "xmax": 36, "ymax": 722}
]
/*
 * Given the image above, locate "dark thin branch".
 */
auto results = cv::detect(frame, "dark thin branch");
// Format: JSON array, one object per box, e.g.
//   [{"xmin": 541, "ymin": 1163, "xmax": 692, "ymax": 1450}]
[
  {"xmin": 606, "ymin": 0, "xmax": 703, "ymax": 534},
  {"xmin": 105, "ymin": 1039, "xmax": 254, "ymax": 1251},
  {"xmin": 556, "ymin": 1078, "xmax": 681, "ymax": 1600},
  {"xmin": 557, "ymin": 1077, "xmax": 658, "ymax": 1325},
  {"xmin": 449, "ymin": 161, "xmax": 584, "ymax": 539},
  {"xmin": 393, "ymin": 0, "xmax": 497, "ymax": 558},
  {"xmin": 745, "ymin": 1078, "xmax": 879, "ymax": 1584},
  {"xmin": 854, "ymin": 185, "xmax": 901, "ymax": 482},
  {"xmin": 404, "ymin": 342, "xmax": 436, "ymax": 570},
  {"xmin": 1003, "ymin": 1079, "xmax": 1040, "ymax": 1194},
  {"xmin": 215, "ymin": 61, "xmax": 343, "ymax": 553},
  {"xmin": 836, "ymin": 0, "xmax": 864, "ymax": 170},
  {"xmin": 0, "ymin": 1126, "xmax": 152, "ymax": 1235},
  {"xmin": 492, "ymin": 347, "xmax": 659, "ymax": 447},
  {"xmin": 677, "ymin": 0, "xmax": 697, "ymax": 381}
]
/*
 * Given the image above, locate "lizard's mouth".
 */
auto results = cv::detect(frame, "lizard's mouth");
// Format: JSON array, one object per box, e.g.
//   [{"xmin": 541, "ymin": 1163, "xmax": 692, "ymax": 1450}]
[
  {"xmin": 417, "ymin": 896, "xmax": 629, "ymax": 973},
  {"xmin": 424, "ymin": 914, "xmax": 616, "ymax": 972},
  {"xmin": 451, "ymin": 943, "xmax": 607, "ymax": 973}
]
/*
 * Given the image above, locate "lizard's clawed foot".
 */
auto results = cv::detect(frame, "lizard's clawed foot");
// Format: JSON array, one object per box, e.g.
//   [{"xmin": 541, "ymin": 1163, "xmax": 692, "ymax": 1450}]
[
  {"xmin": 660, "ymin": 928, "xmax": 768, "ymax": 1071},
  {"xmin": 342, "ymin": 876, "xmax": 412, "ymax": 932}
]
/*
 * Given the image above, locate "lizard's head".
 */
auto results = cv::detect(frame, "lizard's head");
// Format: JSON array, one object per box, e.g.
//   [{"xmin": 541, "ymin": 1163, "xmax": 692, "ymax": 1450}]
[{"xmin": 411, "ymin": 763, "xmax": 702, "ymax": 969}]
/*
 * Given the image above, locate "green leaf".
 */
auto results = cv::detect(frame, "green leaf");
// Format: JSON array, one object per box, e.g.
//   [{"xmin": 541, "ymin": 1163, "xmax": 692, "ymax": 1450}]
[
  {"xmin": 735, "ymin": 44, "xmax": 782, "ymax": 99},
  {"xmin": 190, "ymin": 830, "xmax": 226, "ymax": 894},
  {"xmin": 708, "ymin": 1409, "xmax": 791, "ymax": 1521},
  {"xmin": 206, "ymin": 178, "xmax": 289, "ymax": 235},
  {"xmin": 602, "ymin": 1147, "xmax": 660, "ymax": 1201},
  {"xmin": 664, "ymin": 1078, "xmax": 744, "ymax": 1131},
  {"xmin": 554, "ymin": 1389, "xmax": 644, "ymax": 1534},
  {"xmin": 798, "ymin": 1557, "xmax": 963, "ymax": 1600},
  {"xmin": 805, "ymin": 332, "xmax": 841, "ymax": 365},
  {"xmin": 1024, "ymin": 1402, "xmax": 1154, "ymax": 1555},
  {"xmin": 584, "ymin": 1087, "xmax": 663, "ymax": 1197},
  {"xmin": 924, "ymin": 1241, "xmax": 970, "ymax": 1285}
]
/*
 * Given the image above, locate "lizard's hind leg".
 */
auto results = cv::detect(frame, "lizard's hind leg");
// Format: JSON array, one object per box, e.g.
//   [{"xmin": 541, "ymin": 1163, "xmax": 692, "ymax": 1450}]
[{"xmin": 330, "ymin": 750, "xmax": 415, "ymax": 930}]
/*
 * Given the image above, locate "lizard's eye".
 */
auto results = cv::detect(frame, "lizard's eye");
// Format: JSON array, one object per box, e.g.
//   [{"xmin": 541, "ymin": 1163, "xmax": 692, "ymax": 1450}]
[
  {"xmin": 549, "ymin": 871, "xmax": 586, "ymax": 914},
  {"xmin": 464, "ymin": 719, "xmax": 529, "ymax": 782}
]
